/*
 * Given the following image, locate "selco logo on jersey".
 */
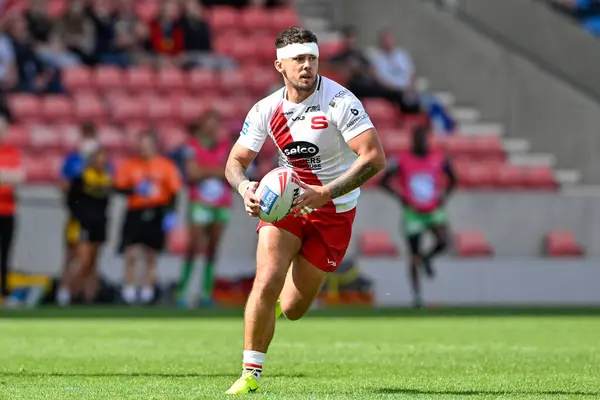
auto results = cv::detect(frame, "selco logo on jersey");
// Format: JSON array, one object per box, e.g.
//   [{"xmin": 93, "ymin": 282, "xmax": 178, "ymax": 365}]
[{"xmin": 283, "ymin": 141, "xmax": 319, "ymax": 159}]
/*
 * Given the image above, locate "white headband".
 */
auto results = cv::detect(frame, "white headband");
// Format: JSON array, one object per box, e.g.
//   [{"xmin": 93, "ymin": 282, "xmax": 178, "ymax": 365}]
[{"xmin": 276, "ymin": 42, "xmax": 319, "ymax": 60}]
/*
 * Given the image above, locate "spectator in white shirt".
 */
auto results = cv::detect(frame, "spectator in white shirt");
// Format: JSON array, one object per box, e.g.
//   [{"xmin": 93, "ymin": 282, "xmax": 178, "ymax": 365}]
[{"xmin": 368, "ymin": 29, "xmax": 420, "ymax": 111}]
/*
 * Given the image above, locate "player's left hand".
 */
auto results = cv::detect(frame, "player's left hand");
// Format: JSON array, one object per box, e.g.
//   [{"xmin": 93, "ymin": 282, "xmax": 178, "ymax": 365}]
[{"xmin": 290, "ymin": 181, "xmax": 331, "ymax": 217}]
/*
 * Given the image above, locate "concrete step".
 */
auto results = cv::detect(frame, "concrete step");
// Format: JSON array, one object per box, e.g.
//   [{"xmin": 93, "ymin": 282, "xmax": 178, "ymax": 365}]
[
  {"xmin": 451, "ymin": 107, "xmax": 481, "ymax": 123},
  {"xmin": 459, "ymin": 122, "xmax": 504, "ymax": 137},
  {"xmin": 509, "ymin": 153, "xmax": 556, "ymax": 167},
  {"xmin": 555, "ymin": 169, "xmax": 583, "ymax": 185},
  {"xmin": 502, "ymin": 138, "xmax": 531, "ymax": 153},
  {"xmin": 432, "ymin": 91, "xmax": 456, "ymax": 107}
]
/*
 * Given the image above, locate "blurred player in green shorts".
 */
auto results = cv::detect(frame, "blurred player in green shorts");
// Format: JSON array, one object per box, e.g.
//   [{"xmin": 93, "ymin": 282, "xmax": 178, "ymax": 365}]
[
  {"xmin": 380, "ymin": 127, "xmax": 456, "ymax": 307},
  {"xmin": 177, "ymin": 111, "xmax": 232, "ymax": 307}
]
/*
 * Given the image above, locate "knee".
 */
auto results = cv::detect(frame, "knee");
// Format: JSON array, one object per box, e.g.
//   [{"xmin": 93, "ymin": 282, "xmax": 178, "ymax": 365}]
[
  {"xmin": 280, "ymin": 301, "xmax": 307, "ymax": 321},
  {"xmin": 252, "ymin": 274, "xmax": 285, "ymax": 302}
]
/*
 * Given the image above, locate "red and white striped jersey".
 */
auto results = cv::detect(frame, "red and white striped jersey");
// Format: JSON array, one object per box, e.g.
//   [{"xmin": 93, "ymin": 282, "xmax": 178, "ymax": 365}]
[{"xmin": 237, "ymin": 76, "xmax": 375, "ymax": 213}]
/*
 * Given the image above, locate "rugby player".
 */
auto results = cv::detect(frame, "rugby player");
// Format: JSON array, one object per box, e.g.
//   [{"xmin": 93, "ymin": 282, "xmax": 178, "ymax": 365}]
[
  {"xmin": 380, "ymin": 126, "xmax": 456, "ymax": 308},
  {"xmin": 224, "ymin": 27, "xmax": 386, "ymax": 394},
  {"xmin": 177, "ymin": 111, "xmax": 232, "ymax": 308}
]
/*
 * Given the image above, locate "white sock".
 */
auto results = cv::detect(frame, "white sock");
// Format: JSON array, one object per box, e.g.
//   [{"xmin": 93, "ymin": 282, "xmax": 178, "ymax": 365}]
[
  {"xmin": 140, "ymin": 286, "xmax": 155, "ymax": 304},
  {"xmin": 242, "ymin": 350, "xmax": 266, "ymax": 380},
  {"xmin": 57, "ymin": 287, "xmax": 71, "ymax": 306},
  {"xmin": 122, "ymin": 286, "xmax": 137, "ymax": 304}
]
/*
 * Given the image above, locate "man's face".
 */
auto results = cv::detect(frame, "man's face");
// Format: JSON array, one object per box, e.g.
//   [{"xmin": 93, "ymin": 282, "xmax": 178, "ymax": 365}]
[
  {"xmin": 138, "ymin": 136, "xmax": 156, "ymax": 158},
  {"xmin": 380, "ymin": 32, "xmax": 395, "ymax": 52},
  {"xmin": 277, "ymin": 53, "xmax": 319, "ymax": 93}
]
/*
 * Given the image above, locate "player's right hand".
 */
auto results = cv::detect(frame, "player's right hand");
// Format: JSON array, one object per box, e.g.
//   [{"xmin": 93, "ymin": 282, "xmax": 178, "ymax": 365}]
[{"xmin": 243, "ymin": 181, "xmax": 260, "ymax": 217}]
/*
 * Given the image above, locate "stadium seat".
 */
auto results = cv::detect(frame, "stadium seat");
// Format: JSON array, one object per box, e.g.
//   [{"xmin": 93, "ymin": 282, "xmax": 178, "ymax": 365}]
[
  {"xmin": 494, "ymin": 164, "xmax": 523, "ymax": 189},
  {"xmin": 240, "ymin": 7, "xmax": 271, "ymax": 32},
  {"xmin": 24, "ymin": 155, "xmax": 61, "ymax": 183},
  {"xmin": 125, "ymin": 68, "xmax": 155, "ymax": 93},
  {"xmin": 9, "ymin": 94, "xmax": 41, "ymax": 123},
  {"xmin": 359, "ymin": 230, "xmax": 399, "ymax": 257},
  {"xmin": 144, "ymin": 96, "xmax": 176, "ymax": 123},
  {"xmin": 543, "ymin": 230, "xmax": 584, "ymax": 257},
  {"xmin": 362, "ymin": 98, "xmax": 399, "ymax": 128},
  {"xmin": 155, "ymin": 124, "xmax": 187, "ymax": 151},
  {"xmin": 454, "ymin": 231, "xmax": 493, "ymax": 257},
  {"xmin": 522, "ymin": 166, "xmax": 558, "ymax": 190},
  {"xmin": 175, "ymin": 96, "xmax": 208, "ymax": 123},
  {"xmin": 470, "ymin": 136, "xmax": 505, "ymax": 162},
  {"xmin": 4, "ymin": 125, "xmax": 29, "ymax": 148},
  {"xmin": 318, "ymin": 41, "xmax": 345, "ymax": 61},
  {"xmin": 458, "ymin": 162, "xmax": 495, "ymax": 189},
  {"xmin": 269, "ymin": 8, "xmax": 301, "ymax": 32},
  {"xmin": 155, "ymin": 68, "xmax": 187, "ymax": 93},
  {"xmin": 97, "ymin": 126, "xmax": 126, "ymax": 152},
  {"xmin": 73, "ymin": 94, "xmax": 107, "ymax": 124},
  {"xmin": 208, "ymin": 6, "xmax": 240, "ymax": 33},
  {"xmin": 42, "ymin": 96, "xmax": 74, "ymax": 124},
  {"xmin": 62, "ymin": 66, "xmax": 92, "ymax": 94},
  {"xmin": 445, "ymin": 135, "xmax": 471, "ymax": 158},
  {"xmin": 187, "ymin": 69, "xmax": 219, "ymax": 94},
  {"xmin": 401, "ymin": 113, "xmax": 430, "ymax": 131},
  {"xmin": 110, "ymin": 96, "xmax": 145, "ymax": 124},
  {"xmin": 381, "ymin": 134, "xmax": 410, "ymax": 154},
  {"xmin": 94, "ymin": 66, "xmax": 124, "ymax": 92}
]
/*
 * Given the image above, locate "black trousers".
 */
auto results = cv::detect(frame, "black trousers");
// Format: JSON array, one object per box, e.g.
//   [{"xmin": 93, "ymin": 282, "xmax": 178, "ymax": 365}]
[{"xmin": 0, "ymin": 215, "xmax": 15, "ymax": 297}]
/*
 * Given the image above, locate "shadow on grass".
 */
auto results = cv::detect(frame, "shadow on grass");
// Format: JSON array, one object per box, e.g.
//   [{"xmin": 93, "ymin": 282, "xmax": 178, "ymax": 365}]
[
  {"xmin": 0, "ymin": 371, "xmax": 305, "ymax": 379},
  {"xmin": 376, "ymin": 388, "xmax": 600, "ymax": 397},
  {"xmin": 1, "ymin": 306, "xmax": 600, "ymax": 319}
]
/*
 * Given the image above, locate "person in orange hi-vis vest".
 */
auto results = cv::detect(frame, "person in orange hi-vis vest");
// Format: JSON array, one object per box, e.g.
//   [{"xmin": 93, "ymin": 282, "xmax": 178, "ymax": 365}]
[
  {"xmin": 0, "ymin": 117, "xmax": 25, "ymax": 306},
  {"xmin": 114, "ymin": 132, "xmax": 182, "ymax": 305}
]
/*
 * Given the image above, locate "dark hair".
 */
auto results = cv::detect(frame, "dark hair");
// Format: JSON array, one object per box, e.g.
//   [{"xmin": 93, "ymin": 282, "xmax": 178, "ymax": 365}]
[
  {"xmin": 275, "ymin": 27, "xmax": 318, "ymax": 49},
  {"xmin": 80, "ymin": 121, "xmax": 97, "ymax": 137}
]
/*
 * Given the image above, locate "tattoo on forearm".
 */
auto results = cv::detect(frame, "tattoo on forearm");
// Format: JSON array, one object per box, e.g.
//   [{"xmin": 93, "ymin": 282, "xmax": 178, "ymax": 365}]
[
  {"xmin": 225, "ymin": 160, "xmax": 249, "ymax": 190},
  {"xmin": 328, "ymin": 161, "xmax": 379, "ymax": 199}
]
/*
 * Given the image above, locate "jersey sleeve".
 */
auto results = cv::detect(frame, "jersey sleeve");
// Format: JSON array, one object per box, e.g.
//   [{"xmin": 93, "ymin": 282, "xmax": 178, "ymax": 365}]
[
  {"xmin": 61, "ymin": 154, "xmax": 82, "ymax": 181},
  {"xmin": 236, "ymin": 103, "xmax": 267, "ymax": 152},
  {"xmin": 330, "ymin": 93, "xmax": 375, "ymax": 142}
]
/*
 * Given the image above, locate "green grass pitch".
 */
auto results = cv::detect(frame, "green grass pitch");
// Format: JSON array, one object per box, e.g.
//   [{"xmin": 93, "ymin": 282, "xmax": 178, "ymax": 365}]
[{"xmin": 0, "ymin": 307, "xmax": 599, "ymax": 399}]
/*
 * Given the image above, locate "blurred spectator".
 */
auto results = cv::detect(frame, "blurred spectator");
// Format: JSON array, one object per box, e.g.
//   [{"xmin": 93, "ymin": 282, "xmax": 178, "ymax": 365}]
[
  {"xmin": 36, "ymin": 31, "xmax": 82, "ymax": 69},
  {"xmin": 0, "ymin": 20, "xmax": 17, "ymax": 92},
  {"xmin": 24, "ymin": 0, "xmax": 54, "ymax": 45},
  {"xmin": 7, "ymin": 15, "xmax": 62, "ymax": 93},
  {"xmin": 87, "ymin": 0, "xmax": 117, "ymax": 64},
  {"xmin": 367, "ymin": 29, "xmax": 421, "ymax": 113},
  {"xmin": 181, "ymin": 0, "xmax": 211, "ymax": 53},
  {"xmin": 147, "ymin": 0, "xmax": 184, "ymax": 65},
  {"xmin": 330, "ymin": 26, "xmax": 419, "ymax": 114},
  {"xmin": 54, "ymin": 0, "xmax": 96, "ymax": 65},
  {"xmin": 112, "ymin": 0, "xmax": 150, "ymax": 66},
  {"xmin": 0, "ymin": 116, "xmax": 24, "ymax": 306}
]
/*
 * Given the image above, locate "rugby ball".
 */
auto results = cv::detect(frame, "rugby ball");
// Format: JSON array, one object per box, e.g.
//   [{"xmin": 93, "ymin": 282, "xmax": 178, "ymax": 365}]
[{"xmin": 255, "ymin": 167, "xmax": 302, "ymax": 223}]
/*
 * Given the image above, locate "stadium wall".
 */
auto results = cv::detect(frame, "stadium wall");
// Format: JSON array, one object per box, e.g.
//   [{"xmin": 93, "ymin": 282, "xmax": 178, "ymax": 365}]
[
  {"xmin": 11, "ymin": 188, "xmax": 600, "ymax": 305},
  {"xmin": 332, "ymin": 0, "xmax": 600, "ymax": 184}
]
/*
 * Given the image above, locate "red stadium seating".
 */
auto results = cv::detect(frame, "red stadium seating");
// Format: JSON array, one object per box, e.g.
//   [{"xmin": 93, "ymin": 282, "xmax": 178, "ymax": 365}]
[
  {"xmin": 494, "ymin": 164, "xmax": 523, "ymax": 189},
  {"xmin": 94, "ymin": 66, "xmax": 124, "ymax": 92},
  {"xmin": 62, "ymin": 66, "xmax": 93, "ymax": 94},
  {"xmin": 73, "ymin": 94, "xmax": 107, "ymax": 124},
  {"xmin": 110, "ymin": 96, "xmax": 145, "ymax": 124},
  {"xmin": 544, "ymin": 230, "xmax": 584, "ymax": 257},
  {"xmin": 4, "ymin": 125, "xmax": 29, "ymax": 148},
  {"xmin": 144, "ymin": 96, "xmax": 177, "ymax": 123},
  {"xmin": 187, "ymin": 69, "xmax": 219, "ymax": 94},
  {"xmin": 155, "ymin": 68, "xmax": 187, "ymax": 93},
  {"xmin": 454, "ymin": 231, "xmax": 493, "ymax": 257},
  {"xmin": 42, "ymin": 96, "xmax": 73, "ymax": 124},
  {"xmin": 208, "ymin": 6, "xmax": 240, "ymax": 33},
  {"xmin": 522, "ymin": 166, "xmax": 558, "ymax": 190},
  {"xmin": 359, "ymin": 230, "xmax": 399, "ymax": 256},
  {"xmin": 9, "ymin": 94, "xmax": 41, "ymax": 123},
  {"xmin": 125, "ymin": 67, "xmax": 155, "ymax": 93},
  {"xmin": 269, "ymin": 8, "xmax": 301, "ymax": 32},
  {"xmin": 240, "ymin": 7, "xmax": 272, "ymax": 32}
]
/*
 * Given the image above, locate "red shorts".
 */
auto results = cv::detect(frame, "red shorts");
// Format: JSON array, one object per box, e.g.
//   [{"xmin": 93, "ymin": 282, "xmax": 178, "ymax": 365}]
[{"xmin": 257, "ymin": 208, "xmax": 356, "ymax": 273}]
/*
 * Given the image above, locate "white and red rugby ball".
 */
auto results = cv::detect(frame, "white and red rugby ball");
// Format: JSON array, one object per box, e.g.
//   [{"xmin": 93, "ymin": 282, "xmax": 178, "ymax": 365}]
[{"xmin": 256, "ymin": 167, "xmax": 302, "ymax": 223}]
